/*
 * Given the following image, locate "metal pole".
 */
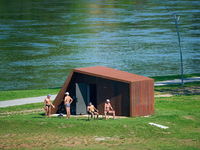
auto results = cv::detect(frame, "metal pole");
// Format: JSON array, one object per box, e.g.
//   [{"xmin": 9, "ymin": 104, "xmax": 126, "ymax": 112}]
[{"xmin": 166, "ymin": 7, "xmax": 184, "ymax": 85}]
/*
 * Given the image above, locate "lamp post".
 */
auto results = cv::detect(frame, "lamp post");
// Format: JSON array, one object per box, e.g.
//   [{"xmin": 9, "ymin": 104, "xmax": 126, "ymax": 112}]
[{"xmin": 166, "ymin": 7, "xmax": 184, "ymax": 85}]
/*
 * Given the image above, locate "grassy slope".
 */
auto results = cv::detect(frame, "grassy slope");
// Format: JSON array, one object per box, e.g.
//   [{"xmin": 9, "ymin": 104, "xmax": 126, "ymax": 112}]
[
  {"xmin": 0, "ymin": 74, "xmax": 199, "ymax": 149},
  {"xmin": 0, "ymin": 102, "xmax": 43, "ymax": 114},
  {"xmin": 0, "ymin": 94, "xmax": 199, "ymax": 149},
  {"xmin": 0, "ymin": 88, "xmax": 60, "ymax": 101}
]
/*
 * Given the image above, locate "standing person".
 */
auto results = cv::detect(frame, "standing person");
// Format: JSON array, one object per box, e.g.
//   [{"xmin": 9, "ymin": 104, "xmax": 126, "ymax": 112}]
[
  {"xmin": 104, "ymin": 99, "xmax": 117, "ymax": 120},
  {"xmin": 64, "ymin": 92, "xmax": 73, "ymax": 119},
  {"xmin": 87, "ymin": 102, "xmax": 99, "ymax": 121},
  {"xmin": 44, "ymin": 94, "xmax": 55, "ymax": 118}
]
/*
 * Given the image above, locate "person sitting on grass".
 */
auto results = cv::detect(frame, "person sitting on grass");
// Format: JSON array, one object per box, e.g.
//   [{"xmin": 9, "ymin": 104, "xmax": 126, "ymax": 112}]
[
  {"xmin": 87, "ymin": 102, "xmax": 99, "ymax": 121},
  {"xmin": 44, "ymin": 94, "xmax": 55, "ymax": 118},
  {"xmin": 64, "ymin": 92, "xmax": 73, "ymax": 119},
  {"xmin": 104, "ymin": 99, "xmax": 117, "ymax": 120}
]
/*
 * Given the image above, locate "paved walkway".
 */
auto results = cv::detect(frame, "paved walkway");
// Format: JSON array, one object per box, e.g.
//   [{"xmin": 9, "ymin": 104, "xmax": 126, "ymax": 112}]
[
  {"xmin": 0, "ymin": 77, "xmax": 199, "ymax": 108},
  {"xmin": 154, "ymin": 77, "xmax": 200, "ymax": 86}
]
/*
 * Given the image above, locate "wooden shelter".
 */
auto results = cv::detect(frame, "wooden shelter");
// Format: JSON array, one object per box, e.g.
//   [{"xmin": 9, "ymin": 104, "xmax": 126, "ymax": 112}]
[{"xmin": 52, "ymin": 66, "xmax": 154, "ymax": 117}]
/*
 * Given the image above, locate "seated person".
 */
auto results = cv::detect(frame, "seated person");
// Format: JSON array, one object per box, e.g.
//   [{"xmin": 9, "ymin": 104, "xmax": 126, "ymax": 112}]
[
  {"xmin": 104, "ymin": 99, "xmax": 117, "ymax": 120},
  {"xmin": 87, "ymin": 102, "xmax": 99, "ymax": 121}
]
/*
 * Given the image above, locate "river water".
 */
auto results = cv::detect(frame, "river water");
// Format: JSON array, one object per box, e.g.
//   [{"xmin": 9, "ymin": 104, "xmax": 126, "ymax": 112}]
[{"xmin": 0, "ymin": 0, "xmax": 200, "ymax": 91}]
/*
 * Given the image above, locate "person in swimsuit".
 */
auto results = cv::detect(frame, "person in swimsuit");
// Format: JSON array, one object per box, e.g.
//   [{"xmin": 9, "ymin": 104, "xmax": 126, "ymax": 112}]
[
  {"xmin": 104, "ymin": 99, "xmax": 117, "ymax": 120},
  {"xmin": 44, "ymin": 94, "xmax": 55, "ymax": 118},
  {"xmin": 64, "ymin": 92, "xmax": 73, "ymax": 119},
  {"xmin": 87, "ymin": 102, "xmax": 99, "ymax": 121}
]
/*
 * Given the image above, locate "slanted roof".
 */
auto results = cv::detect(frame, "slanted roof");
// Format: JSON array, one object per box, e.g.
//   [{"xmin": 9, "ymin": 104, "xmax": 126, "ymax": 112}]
[{"xmin": 73, "ymin": 66, "xmax": 152, "ymax": 83}]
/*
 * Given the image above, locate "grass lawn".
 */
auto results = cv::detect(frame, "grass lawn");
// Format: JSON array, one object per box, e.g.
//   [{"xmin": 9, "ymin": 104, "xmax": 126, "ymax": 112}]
[
  {"xmin": 0, "ymin": 75, "xmax": 200, "ymax": 149},
  {"xmin": 0, "ymin": 102, "xmax": 47, "ymax": 116},
  {"xmin": 0, "ymin": 94, "xmax": 199, "ymax": 149},
  {"xmin": 0, "ymin": 88, "xmax": 60, "ymax": 102}
]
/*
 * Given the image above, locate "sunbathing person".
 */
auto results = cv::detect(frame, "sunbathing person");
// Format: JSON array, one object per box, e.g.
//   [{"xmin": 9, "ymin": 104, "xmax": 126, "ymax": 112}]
[
  {"xmin": 64, "ymin": 92, "xmax": 73, "ymax": 119},
  {"xmin": 87, "ymin": 102, "xmax": 99, "ymax": 121},
  {"xmin": 44, "ymin": 94, "xmax": 55, "ymax": 118},
  {"xmin": 104, "ymin": 99, "xmax": 117, "ymax": 120}
]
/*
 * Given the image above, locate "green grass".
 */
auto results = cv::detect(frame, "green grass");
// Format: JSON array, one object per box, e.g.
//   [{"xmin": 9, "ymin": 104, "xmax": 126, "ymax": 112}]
[
  {"xmin": 0, "ymin": 94, "xmax": 199, "ymax": 149},
  {"xmin": 0, "ymin": 74, "xmax": 199, "ymax": 149},
  {"xmin": 0, "ymin": 102, "xmax": 44, "ymax": 114},
  {"xmin": 151, "ymin": 73, "xmax": 200, "ymax": 82},
  {"xmin": 0, "ymin": 88, "xmax": 60, "ymax": 101}
]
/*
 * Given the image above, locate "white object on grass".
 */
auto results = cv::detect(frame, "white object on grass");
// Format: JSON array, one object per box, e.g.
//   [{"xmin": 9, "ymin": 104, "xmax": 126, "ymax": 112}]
[{"xmin": 149, "ymin": 122, "xmax": 169, "ymax": 129}]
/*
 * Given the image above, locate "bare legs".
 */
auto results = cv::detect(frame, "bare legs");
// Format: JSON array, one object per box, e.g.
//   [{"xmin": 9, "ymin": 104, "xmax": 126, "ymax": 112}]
[
  {"xmin": 66, "ymin": 107, "xmax": 70, "ymax": 119},
  {"xmin": 45, "ymin": 107, "xmax": 51, "ymax": 118},
  {"xmin": 95, "ymin": 112, "xmax": 99, "ymax": 120},
  {"xmin": 90, "ymin": 112, "xmax": 99, "ymax": 121},
  {"xmin": 104, "ymin": 110, "xmax": 116, "ymax": 120},
  {"xmin": 48, "ymin": 107, "xmax": 51, "ymax": 118},
  {"xmin": 104, "ymin": 111, "xmax": 108, "ymax": 120},
  {"xmin": 45, "ymin": 107, "xmax": 48, "ymax": 118}
]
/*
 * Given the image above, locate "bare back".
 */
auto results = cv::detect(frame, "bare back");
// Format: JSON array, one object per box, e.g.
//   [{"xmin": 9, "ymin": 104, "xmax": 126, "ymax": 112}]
[{"xmin": 64, "ymin": 95, "xmax": 73, "ymax": 105}]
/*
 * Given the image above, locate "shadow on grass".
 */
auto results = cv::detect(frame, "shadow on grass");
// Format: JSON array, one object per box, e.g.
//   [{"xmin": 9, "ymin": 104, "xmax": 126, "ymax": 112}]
[
  {"xmin": 33, "ymin": 113, "xmax": 106, "ymax": 121},
  {"xmin": 31, "ymin": 113, "xmax": 45, "ymax": 118},
  {"xmin": 76, "ymin": 118, "xmax": 104, "ymax": 121},
  {"xmin": 39, "ymin": 113, "xmax": 45, "ymax": 116}
]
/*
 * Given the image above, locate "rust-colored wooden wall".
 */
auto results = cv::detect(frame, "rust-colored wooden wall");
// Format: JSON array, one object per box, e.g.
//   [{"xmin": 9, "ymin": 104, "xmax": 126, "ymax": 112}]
[{"xmin": 130, "ymin": 80, "xmax": 154, "ymax": 117}]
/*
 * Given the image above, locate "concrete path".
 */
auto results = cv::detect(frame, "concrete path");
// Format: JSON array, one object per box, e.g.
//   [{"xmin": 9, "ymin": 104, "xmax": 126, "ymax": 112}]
[
  {"xmin": 0, "ymin": 77, "xmax": 199, "ymax": 108},
  {"xmin": 154, "ymin": 77, "xmax": 200, "ymax": 86}
]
